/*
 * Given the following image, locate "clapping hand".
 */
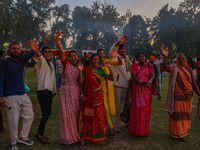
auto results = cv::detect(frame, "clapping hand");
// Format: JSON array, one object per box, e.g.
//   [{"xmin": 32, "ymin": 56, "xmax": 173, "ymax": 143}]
[
  {"xmin": 161, "ymin": 46, "xmax": 168, "ymax": 57},
  {"xmin": 29, "ymin": 40, "xmax": 39, "ymax": 53},
  {"xmin": 77, "ymin": 62, "xmax": 83, "ymax": 71}
]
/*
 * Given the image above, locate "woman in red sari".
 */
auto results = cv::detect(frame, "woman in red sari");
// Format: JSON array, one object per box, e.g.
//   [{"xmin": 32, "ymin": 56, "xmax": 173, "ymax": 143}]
[
  {"xmin": 129, "ymin": 52, "xmax": 154, "ymax": 136},
  {"xmin": 79, "ymin": 54, "xmax": 113, "ymax": 149}
]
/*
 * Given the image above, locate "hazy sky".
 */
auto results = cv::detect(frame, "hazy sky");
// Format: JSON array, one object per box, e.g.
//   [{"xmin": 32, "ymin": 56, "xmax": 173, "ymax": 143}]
[{"xmin": 55, "ymin": 0, "xmax": 183, "ymax": 18}]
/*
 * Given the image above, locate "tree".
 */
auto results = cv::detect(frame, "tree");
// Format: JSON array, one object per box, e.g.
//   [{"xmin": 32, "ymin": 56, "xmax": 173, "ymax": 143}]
[{"xmin": 124, "ymin": 15, "xmax": 151, "ymax": 56}]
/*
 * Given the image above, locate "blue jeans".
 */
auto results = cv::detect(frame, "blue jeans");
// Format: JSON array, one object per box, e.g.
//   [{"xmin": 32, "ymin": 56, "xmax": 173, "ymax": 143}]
[{"xmin": 56, "ymin": 74, "xmax": 62, "ymax": 90}]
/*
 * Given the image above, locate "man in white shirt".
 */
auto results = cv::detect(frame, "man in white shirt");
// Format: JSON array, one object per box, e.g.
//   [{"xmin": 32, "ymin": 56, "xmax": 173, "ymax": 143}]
[{"xmin": 109, "ymin": 36, "xmax": 132, "ymax": 132}]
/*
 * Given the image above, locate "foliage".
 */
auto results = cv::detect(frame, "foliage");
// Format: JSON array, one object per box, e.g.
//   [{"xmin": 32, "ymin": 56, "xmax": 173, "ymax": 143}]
[{"xmin": 0, "ymin": 0, "xmax": 200, "ymax": 58}]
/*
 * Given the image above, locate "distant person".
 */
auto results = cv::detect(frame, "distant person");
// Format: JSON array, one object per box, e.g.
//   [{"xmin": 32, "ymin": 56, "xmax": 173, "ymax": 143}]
[
  {"xmin": 3, "ymin": 40, "xmax": 39, "ymax": 150},
  {"xmin": 187, "ymin": 56, "xmax": 195, "ymax": 70},
  {"xmin": 129, "ymin": 52, "xmax": 154, "ymax": 136},
  {"xmin": 82, "ymin": 52, "xmax": 87, "ymax": 64},
  {"xmin": 155, "ymin": 54, "xmax": 163, "ymax": 100},
  {"xmin": 83, "ymin": 52, "xmax": 93, "ymax": 67},
  {"xmin": 149, "ymin": 56, "xmax": 160, "ymax": 95},
  {"xmin": 161, "ymin": 47, "xmax": 200, "ymax": 141},
  {"xmin": 55, "ymin": 57, "xmax": 63, "ymax": 91}
]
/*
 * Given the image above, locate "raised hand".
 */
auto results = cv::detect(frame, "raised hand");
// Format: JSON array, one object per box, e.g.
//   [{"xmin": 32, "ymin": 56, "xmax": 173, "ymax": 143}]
[
  {"xmin": 29, "ymin": 40, "xmax": 39, "ymax": 53},
  {"xmin": 118, "ymin": 35, "xmax": 127, "ymax": 43},
  {"xmin": 43, "ymin": 33, "xmax": 50, "ymax": 43},
  {"xmin": 77, "ymin": 62, "xmax": 83, "ymax": 71},
  {"xmin": 55, "ymin": 31, "xmax": 61, "ymax": 43},
  {"xmin": 161, "ymin": 46, "xmax": 168, "ymax": 57}
]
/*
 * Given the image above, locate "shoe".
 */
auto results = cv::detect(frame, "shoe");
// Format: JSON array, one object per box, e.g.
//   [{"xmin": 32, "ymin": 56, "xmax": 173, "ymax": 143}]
[
  {"xmin": 10, "ymin": 144, "xmax": 18, "ymax": 150},
  {"xmin": 18, "ymin": 137, "xmax": 34, "ymax": 146},
  {"xmin": 36, "ymin": 135, "xmax": 51, "ymax": 144},
  {"xmin": 35, "ymin": 134, "xmax": 49, "ymax": 140}
]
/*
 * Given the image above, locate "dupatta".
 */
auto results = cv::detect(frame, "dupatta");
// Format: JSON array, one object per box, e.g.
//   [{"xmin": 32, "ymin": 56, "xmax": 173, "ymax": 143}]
[{"xmin": 165, "ymin": 53, "xmax": 192, "ymax": 115}]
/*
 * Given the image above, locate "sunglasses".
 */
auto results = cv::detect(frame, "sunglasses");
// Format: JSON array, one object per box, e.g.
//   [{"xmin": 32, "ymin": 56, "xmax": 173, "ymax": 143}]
[{"xmin": 43, "ymin": 51, "xmax": 52, "ymax": 54}]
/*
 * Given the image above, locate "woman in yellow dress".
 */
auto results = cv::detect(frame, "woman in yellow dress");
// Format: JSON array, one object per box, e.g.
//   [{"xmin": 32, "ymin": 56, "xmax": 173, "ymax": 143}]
[{"xmin": 97, "ymin": 49, "xmax": 123, "ymax": 138}]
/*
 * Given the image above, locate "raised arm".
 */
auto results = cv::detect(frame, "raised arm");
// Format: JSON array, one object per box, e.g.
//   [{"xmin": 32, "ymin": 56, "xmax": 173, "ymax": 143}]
[
  {"xmin": 109, "ymin": 36, "xmax": 127, "ymax": 59},
  {"xmin": 55, "ymin": 31, "xmax": 66, "ymax": 61},
  {"xmin": 161, "ymin": 46, "xmax": 171, "ymax": 72}
]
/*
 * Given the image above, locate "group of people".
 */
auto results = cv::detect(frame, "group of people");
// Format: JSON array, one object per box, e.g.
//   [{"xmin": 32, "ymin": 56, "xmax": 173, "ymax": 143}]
[{"xmin": 0, "ymin": 32, "xmax": 200, "ymax": 150}]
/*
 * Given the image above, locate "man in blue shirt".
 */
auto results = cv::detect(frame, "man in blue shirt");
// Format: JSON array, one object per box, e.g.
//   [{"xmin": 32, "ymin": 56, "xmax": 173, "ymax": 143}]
[{"xmin": 3, "ymin": 39, "xmax": 46, "ymax": 150}]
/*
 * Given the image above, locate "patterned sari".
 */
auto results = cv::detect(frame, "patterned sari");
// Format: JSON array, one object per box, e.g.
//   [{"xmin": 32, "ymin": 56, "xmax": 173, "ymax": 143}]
[
  {"xmin": 80, "ymin": 67, "xmax": 106, "ymax": 143},
  {"xmin": 166, "ymin": 54, "xmax": 193, "ymax": 138},
  {"xmin": 129, "ymin": 63, "xmax": 154, "ymax": 136}
]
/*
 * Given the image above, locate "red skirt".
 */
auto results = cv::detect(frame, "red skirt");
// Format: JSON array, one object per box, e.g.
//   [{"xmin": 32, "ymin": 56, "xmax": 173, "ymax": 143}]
[{"xmin": 80, "ymin": 103, "xmax": 106, "ymax": 143}]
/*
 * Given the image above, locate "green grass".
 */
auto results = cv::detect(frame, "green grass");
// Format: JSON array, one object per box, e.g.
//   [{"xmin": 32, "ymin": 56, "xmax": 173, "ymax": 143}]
[{"xmin": 1, "ymin": 68, "xmax": 200, "ymax": 150}]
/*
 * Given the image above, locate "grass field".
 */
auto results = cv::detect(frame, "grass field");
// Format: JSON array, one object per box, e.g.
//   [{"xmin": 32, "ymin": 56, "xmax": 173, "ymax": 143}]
[{"xmin": 1, "ymin": 68, "xmax": 200, "ymax": 150}]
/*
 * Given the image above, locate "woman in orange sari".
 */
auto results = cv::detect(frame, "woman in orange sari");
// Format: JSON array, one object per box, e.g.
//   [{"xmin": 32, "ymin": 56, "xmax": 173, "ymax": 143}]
[
  {"xmin": 79, "ymin": 54, "xmax": 113, "ymax": 149},
  {"xmin": 161, "ymin": 47, "xmax": 200, "ymax": 141}
]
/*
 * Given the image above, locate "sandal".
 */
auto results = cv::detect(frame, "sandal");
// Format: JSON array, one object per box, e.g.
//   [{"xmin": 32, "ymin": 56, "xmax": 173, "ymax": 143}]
[
  {"xmin": 35, "ymin": 134, "xmax": 51, "ymax": 144},
  {"xmin": 80, "ymin": 144, "xmax": 85, "ymax": 150},
  {"xmin": 35, "ymin": 134, "xmax": 49, "ymax": 140}
]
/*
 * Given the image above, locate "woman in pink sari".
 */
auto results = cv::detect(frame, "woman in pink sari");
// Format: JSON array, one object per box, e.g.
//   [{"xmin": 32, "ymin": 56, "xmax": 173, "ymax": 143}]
[
  {"xmin": 55, "ymin": 31, "xmax": 81, "ymax": 144},
  {"xmin": 129, "ymin": 52, "xmax": 154, "ymax": 136}
]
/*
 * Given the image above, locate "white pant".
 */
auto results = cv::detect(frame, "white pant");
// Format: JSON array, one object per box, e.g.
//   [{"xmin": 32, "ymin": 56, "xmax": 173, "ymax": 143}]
[
  {"xmin": 4, "ymin": 94, "xmax": 34, "ymax": 145},
  {"xmin": 114, "ymin": 86, "xmax": 129, "ymax": 127}
]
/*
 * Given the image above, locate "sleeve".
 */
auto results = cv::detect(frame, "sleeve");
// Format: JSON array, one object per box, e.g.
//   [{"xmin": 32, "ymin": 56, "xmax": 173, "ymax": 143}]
[
  {"xmin": 38, "ymin": 41, "xmax": 44, "ymax": 49},
  {"xmin": 21, "ymin": 41, "xmax": 44, "ymax": 64},
  {"xmin": 131, "ymin": 64, "xmax": 137, "ymax": 74},
  {"xmin": 0, "ymin": 60, "xmax": 5, "ymax": 97},
  {"xmin": 21, "ymin": 49, "xmax": 36, "ymax": 64},
  {"xmin": 109, "ymin": 44, "xmax": 120, "ymax": 59},
  {"xmin": 163, "ymin": 61, "xmax": 171, "ymax": 72},
  {"xmin": 106, "ymin": 59, "xmax": 124, "ymax": 66},
  {"xmin": 61, "ymin": 57, "xmax": 68, "ymax": 65}
]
